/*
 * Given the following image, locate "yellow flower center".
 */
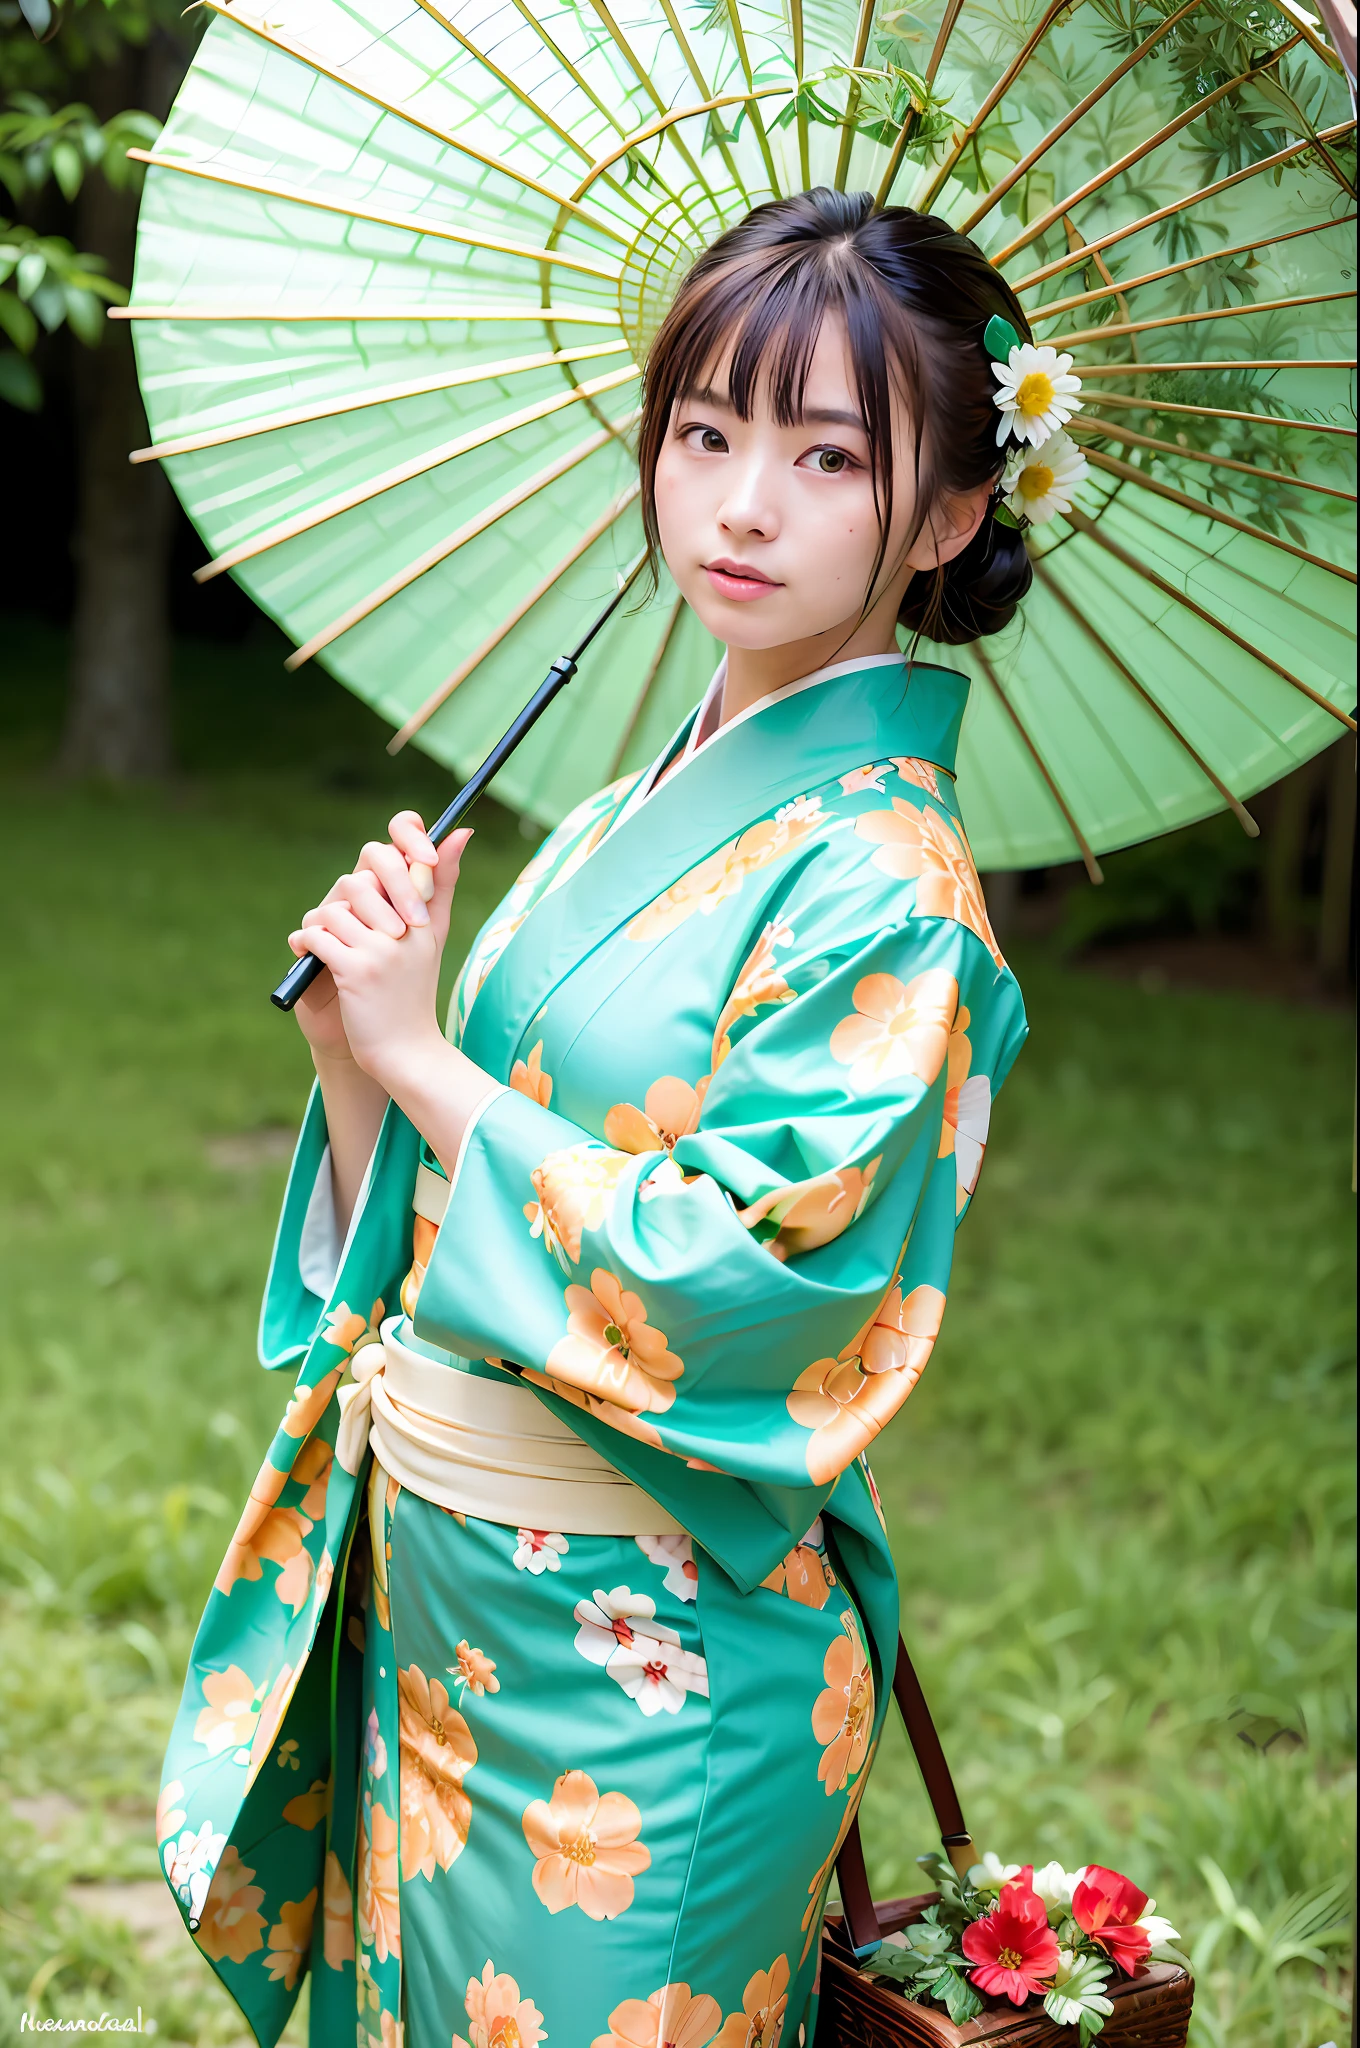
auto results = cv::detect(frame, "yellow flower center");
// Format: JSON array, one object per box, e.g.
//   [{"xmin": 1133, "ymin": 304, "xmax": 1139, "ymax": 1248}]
[
  {"xmin": 1014, "ymin": 370, "xmax": 1055, "ymax": 416},
  {"xmin": 431, "ymin": 1718, "xmax": 447, "ymax": 1745},
  {"xmin": 997, "ymin": 1946, "xmax": 1024, "ymax": 1970},
  {"xmin": 491, "ymin": 2025, "xmax": 522, "ymax": 2048},
  {"xmin": 1019, "ymin": 462, "xmax": 1055, "ymax": 501},
  {"xmin": 564, "ymin": 1830, "xmax": 598, "ymax": 1866}
]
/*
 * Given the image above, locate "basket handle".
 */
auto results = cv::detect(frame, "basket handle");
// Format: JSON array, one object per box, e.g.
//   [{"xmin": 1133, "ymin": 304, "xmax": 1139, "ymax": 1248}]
[{"xmin": 835, "ymin": 1632, "xmax": 975, "ymax": 1960}]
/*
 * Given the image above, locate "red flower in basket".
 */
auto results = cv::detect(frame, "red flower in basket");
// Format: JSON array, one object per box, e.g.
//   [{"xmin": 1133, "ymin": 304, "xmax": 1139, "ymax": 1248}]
[
  {"xmin": 961, "ymin": 1868, "xmax": 1061, "ymax": 2005},
  {"xmin": 1072, "ymin": 1865, "xmax": 1153, "ymax": 1974}
]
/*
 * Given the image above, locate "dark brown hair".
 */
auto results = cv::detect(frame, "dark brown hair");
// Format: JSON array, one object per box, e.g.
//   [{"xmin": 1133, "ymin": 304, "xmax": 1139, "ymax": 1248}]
[{"xmin": 638, "ymin": 187, "xmax": 1034, "ymax": 644}]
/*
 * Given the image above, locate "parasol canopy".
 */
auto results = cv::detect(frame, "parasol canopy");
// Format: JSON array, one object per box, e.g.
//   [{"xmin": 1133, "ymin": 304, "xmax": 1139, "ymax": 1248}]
[{"xmin": 121, "ymin": 0, "xmax": 1357, "ymax": 871}]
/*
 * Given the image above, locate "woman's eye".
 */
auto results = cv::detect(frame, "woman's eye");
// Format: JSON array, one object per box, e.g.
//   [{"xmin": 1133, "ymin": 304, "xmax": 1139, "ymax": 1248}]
[
  {"xmin": 805, "ymin": 446, "xmax": 852, "ymax": 474},
  {"xmin": 683, "ymin": 424, "xmax": 728, "ymax": 453}
]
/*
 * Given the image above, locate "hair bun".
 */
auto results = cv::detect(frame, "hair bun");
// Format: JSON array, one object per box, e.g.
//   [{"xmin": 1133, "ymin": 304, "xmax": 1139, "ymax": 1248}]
[{"xmin": 900, "ymin": 505, "xmax": 1033, "ymax": 645}]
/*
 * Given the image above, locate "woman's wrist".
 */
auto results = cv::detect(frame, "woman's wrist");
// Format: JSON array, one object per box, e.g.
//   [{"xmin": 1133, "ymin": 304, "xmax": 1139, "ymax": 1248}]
[{"xmin": 369, "ymin": 1032, "xmax": 499, "ymax": 1176}]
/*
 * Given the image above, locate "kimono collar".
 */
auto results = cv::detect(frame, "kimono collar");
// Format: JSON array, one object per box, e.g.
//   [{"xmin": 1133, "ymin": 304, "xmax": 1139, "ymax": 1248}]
[
  {"xmin": 614, "ymin": 650, "xmax": 960, "ymax": 833},
  {"xmin": 461, "ymin": 654, "xmax": 970, "ymax": 1078}
]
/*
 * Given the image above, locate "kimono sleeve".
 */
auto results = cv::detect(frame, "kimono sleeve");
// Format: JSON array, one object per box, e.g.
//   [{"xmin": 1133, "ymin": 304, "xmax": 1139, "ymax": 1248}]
[{"xmin": 413, "ymin": 916, "xmax": 1026, "ymax": 1490}]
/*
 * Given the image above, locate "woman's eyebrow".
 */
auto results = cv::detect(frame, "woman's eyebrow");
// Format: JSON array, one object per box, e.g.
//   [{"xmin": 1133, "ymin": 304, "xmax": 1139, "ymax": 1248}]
[
  {"xmin": 800, "ymin": 406, "xmax": 868, "ymax": 431},
  {"xmin": 679, "ymin": 386, "xmax": 867, "ymax": 432},
  {"xmin": 682, "ymin": 383, "xmax": 737, "ymax": 410}
]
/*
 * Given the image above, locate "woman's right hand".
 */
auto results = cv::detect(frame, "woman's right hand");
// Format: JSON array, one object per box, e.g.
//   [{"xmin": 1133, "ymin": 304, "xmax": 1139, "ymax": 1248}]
[{"xmin": 291, "ymin": 810, "xmax": 443, "ymax": 1069}]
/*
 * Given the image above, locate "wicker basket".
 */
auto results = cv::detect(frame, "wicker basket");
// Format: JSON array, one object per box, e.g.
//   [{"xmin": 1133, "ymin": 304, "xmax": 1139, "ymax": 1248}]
[
  {"xmin": 820, "ymin": 1894, "xmax": 1194, "ymax": 2046},
  {"xmin": 822, "ymin": 1639, "xmax": 1194, "ymax": 2048}
]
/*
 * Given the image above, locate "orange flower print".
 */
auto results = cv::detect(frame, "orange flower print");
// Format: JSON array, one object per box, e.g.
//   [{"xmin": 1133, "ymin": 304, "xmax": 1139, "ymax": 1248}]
[
  {"xmin": 365, "ymin": 1459, "xmax": 397, "ymax": 1634},
  {"xmin": 280, "ymin": 1365, "xmax": 345, "ymax": 1443},
  {"xmin": 627, "ymin": 798, "xmax": 827, "ymax": 941},
  {"xmin": 855, "ymin": 799, "xmax": 1003, "ymax": 965},
  {"xmin": 737, "ymin": 1157, "xmax": 880, "ymax": 1261},
  {"xmin": 526, "ymin": 1141, "xmax": 630, "ymax": 1264},
  {"xmin": 262, "ymin": 1889, "xmax": 316, "ymax": 1989},
  {"xmin": 523, "ymin": 1369, "xmax": 667, "ymax": 1450},
  {"xmin": 890, "ymin": 755, "xmax": 941, "ymax": 798},
  {"xmin": 398, "ymin": 1665, "xmax": 477, "ymax": 1881},
  {"xmin": 522, "ymin": 1768, "xmax": 651, "ymax": 1919},
  {"xmin": 357, "ymin": 1800, "xmax": 401, "ymax": 1963},
  {"xmin": 788, "ymin": 1281, "xmax": 946, "ymax": 1483},
  {"xmin": 193, "ymin": 1665, "xmax": 260, "ymax": 1757},
  {"xmin": 710, "ymin": 920, "xmax": 797, "ymax": 1074},
  {"xmin": 605, "ymin": 1075, "xmax": 707, "ymax": 1155},
  {"xmin": 322, "ymin": 1849, "xmax": 355, "ymax": 1969},
  {"xmin": 155, "ymin": 1780, "xmax": 186, "ymax": 1846},
  {"xmin": 217, "ymin": 1437, "xmax": 328, "ymax": 1601},
  {"xmin": 248, "ymin": 1663, "xmax": 298, "ymax": 1777},
  {"xmin": 761, "ymin": 1519, "xmax": 837, "ymax": 1609},
  {"xmin": 195, "ymin": 1846, "xmax": 266, "ymax": 1965},
  {"xmin": 510, "ymin": 1039, "xmax": 553, "ymax": 1107},
  {"xmin": 828, "ymin": 969, "xmax": 958, "ymax": 1093},
  {"xmin": 452, "ymin": 1640, "xmax": 499, "ymax": 1696},
  {"xmin": 546, "ymin": 1270, "xmax": 683, "ymax": 1415},
  {"xmin": 283, "ymin": 1777, "xmax": 331, "ymax": 1830},
  {"xmin": 839, "ymin": 764, "xmax": 890, "ymax": 795},
  {"xmin": 939, "ymin": 1005, "xmax": 992, "ymax": 1212},
  {"xmin": 714, "ymin": 1954, "xmax": 791, "ymax": 2045},
  {"xmin": 453, "ymin": 1960, "xmax": 547, "ymax": 2048},
  {"xmin": 319, "ymin": 1297, "xmax": 385, "ymax": 1361},
  {"xmin": 292, "ymin": 1436, "xmax": 333, "ymax": 1519},
  {"xmin": 812, "ymin": 1612, "xmax": 874, "ymax": 1795},
  {"xmin": 400, "ymin": 1211, "xmax": 438, "ymax": 1317},
  {"xmin": 593, "ymin": 1984, "xmax": 723, "ymax": 2048}
]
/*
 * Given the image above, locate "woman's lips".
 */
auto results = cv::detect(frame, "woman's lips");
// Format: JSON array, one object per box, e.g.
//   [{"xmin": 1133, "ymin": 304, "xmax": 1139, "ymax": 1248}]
[{"xmin": 704, "ymin": 560, "xmax": 783, "ymax": 602}]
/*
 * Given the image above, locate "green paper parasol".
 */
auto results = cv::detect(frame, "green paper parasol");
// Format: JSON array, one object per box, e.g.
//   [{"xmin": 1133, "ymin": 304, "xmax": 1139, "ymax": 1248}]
[{"xmin": 122, "ymin": 0, "xmax": 1357, "ymax": 870}]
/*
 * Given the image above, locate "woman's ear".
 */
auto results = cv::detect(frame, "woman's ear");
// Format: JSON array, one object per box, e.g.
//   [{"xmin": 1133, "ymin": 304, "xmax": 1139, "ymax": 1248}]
[
  {"xmin": 905, "ymin": 481, "xmax": 995, "ymax": 571},
  {"xmin": 934, "ymin": 481, "xmax": 995, "ymax": 566}
]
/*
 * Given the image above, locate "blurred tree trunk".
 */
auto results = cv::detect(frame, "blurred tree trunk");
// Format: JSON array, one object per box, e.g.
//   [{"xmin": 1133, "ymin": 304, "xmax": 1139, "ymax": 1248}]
[
  {"xmin": 1317, "ymin": 737, "xmax": 1355, "ymax": 989},
  {"xmin": 59, "ymin": 39, "xmax": 184, "ymax": 780},
  {"xmin": 1261, "ymin": 754, "xmax": 1326, "ymax": 959}
]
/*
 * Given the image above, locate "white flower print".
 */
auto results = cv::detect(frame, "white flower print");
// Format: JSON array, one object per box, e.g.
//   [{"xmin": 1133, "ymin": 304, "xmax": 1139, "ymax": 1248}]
[
  {"xmin": 573, "ymin": 1586, "xmax": 709, "ymax": 1717},
  {"xmin": 164, "ymin": 1821, "xmax": 227, "ymax": 1926},
  {"xmin": 953, "ymin": 1073, "xmax": 992, "ymax": 1201},
  {"xmin": 635, "ymin": 1532, "xmax": 699, "ymax": 1602},
  {"xmin": 514, "ymin": 1530, "xmax": 569, "ymax": 1574},
  {"xmin": 839, "ymin": 764, "xmax": 890, "ymax": 795}
]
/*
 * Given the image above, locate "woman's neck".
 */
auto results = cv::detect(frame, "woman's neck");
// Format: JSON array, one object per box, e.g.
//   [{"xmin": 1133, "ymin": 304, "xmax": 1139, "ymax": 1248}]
[{"xmin": 719, "ymin": 596, "xmax": 904, "ymax": 727}]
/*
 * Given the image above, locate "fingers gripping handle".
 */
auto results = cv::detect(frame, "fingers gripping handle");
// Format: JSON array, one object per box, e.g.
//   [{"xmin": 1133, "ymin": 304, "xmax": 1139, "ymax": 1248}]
[{"xmin": 269, "ymin": 654, "xmax": 578, "ymax": 1011}]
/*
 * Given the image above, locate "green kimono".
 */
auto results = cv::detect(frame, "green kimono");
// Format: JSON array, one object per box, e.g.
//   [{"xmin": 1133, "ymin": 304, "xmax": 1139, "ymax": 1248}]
[{"xmin": 156, "ymin": 653, "xmax": 1027, "ymax": 2048}]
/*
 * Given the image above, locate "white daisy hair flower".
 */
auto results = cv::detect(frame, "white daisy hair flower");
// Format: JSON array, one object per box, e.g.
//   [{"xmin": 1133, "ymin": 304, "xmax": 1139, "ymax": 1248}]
[
  {"xmin": 992, "ymin": 341, "xmax": 1083, "ymax": 449},
  {"xmin": 1001, "ymin": 431, "xmax": 1089, "ymax": 526}
]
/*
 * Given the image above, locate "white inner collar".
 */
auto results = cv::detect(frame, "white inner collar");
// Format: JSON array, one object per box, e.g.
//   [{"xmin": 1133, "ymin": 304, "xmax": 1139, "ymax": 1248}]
[{"xmin": 616, "ymin": 647, "xmax": 908, "ymax": 831}]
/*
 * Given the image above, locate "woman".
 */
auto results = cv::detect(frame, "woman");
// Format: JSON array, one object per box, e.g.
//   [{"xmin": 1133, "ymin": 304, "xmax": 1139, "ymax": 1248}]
[{"xmin": 158, "ymin": 190, "xmax": 1035, "ymax": 2048}]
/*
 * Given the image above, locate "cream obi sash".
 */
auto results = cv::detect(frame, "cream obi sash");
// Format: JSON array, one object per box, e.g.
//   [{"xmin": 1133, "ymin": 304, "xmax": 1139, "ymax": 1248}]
[{"xmin": 335, "ymin": 1316, "xmax": 683, "ymax": 1537}]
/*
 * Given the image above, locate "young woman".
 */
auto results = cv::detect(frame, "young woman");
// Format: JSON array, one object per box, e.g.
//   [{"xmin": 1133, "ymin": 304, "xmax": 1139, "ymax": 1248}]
[{"xmin": 158, "ymin": 190, "xmax": 1033, "ymax": 2048}]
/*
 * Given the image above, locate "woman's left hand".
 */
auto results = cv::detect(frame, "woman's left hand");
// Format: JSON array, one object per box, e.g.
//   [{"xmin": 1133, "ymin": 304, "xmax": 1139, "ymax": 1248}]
[{"xmin": 288, "ymin": 815, "xmax": 472, "ymax": 1094}]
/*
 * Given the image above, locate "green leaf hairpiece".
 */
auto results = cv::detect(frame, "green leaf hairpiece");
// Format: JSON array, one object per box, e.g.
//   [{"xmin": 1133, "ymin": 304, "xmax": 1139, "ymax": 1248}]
[{"xmin": 983, "ymin": 315, "xmax": 1022, "ymax": 362}]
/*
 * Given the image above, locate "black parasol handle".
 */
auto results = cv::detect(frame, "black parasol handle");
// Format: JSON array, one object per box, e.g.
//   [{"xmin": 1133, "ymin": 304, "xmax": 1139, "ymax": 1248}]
[{"xmin": 270, "ymin": 575, "xmax": 639, "ymax": 1012}]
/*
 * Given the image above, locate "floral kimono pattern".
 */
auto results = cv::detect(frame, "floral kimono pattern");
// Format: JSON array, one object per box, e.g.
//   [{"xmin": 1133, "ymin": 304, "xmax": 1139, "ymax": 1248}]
[{"xmin": 156, "ymin": 656, "xmax": 1027, "ymax": 2048}]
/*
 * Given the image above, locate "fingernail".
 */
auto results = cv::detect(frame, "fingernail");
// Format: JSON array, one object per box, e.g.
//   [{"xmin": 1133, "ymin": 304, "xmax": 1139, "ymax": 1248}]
[{"xmin": 410, "ymin": 862, "xmax": 436, "ymax": 903}]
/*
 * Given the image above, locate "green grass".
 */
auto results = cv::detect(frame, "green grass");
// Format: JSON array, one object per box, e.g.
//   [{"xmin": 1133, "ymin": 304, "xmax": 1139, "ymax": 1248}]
[{"xmin": 0, "ymin": 618, "xmax": 1354, "ymax": 2045}]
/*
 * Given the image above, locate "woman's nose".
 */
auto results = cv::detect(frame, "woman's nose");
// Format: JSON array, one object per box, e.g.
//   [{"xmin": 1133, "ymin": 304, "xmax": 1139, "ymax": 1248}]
[{"xmin": 717, "ymin": 462, "xmax": 779, "ymax": 542}]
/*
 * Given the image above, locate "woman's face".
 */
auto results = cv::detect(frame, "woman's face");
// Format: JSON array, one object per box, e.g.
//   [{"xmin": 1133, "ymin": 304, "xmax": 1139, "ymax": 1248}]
[{"xmin": 653, "ymin": 313, "xmax": 970, "ymax": 657}]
